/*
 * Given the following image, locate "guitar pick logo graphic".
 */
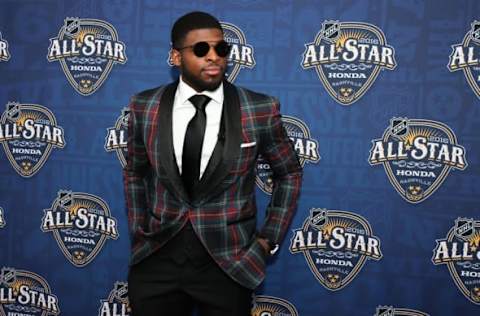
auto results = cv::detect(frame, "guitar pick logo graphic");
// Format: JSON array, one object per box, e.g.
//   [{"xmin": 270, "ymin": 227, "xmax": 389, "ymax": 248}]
[
  {"xmin": 290, "ymin": 209, "xmax": 382, "ymax": 290},
  {"xmin": 448, "ymin": 21, "xmax": 480, "ymax": 98},
  {"xmin": 256, "ymin": 115, "xmax": 319, "ymax": 194},
  {"xmin": 0, "ymin": 207, "xmax": 4, "ymax": 228},
  {"xmin": 433, "ymin": 217, "xmax": 480, "ymax": 305},
  {"xmin": 369, "ymin": 118, "xmax": 467, "ymax": 203},
  {"xmin": 167, "ymin": 22, "xmax": 255, "ymax": 82},
  {"xmin": 374, "ymin": 306, "xmax": 429, "ymax": 316},
  {"xmin": 302, "ymin": 20, "xmax": 396, "ymax": 105},
  {"xmin": 105, "ymin": 107, "xmax": 129, "ymax": 167},
  {"xmin": 98, "ymin": 282, "xmax": 131, "ymax": 316},
  {"xmin": 47, "ymin": 17, "xmax": 127, "ymax": 96},
  {"xmin": 251, "ymin": 295, "xmax": 298, "ymax": 316},
  {"xmin": 0, "ymin": 267, "xmax": 60, "ymax": 316},
  {"xmin": 41, "ymin": 190, "xmax": 119, "ymax": 267},
  {"xmin": 0, "ymin": 102, "xmax": 65, "ymax": 177},
  {"xmin": 0, "ymin": 32, "xmax": 10, "ymax": 62}
]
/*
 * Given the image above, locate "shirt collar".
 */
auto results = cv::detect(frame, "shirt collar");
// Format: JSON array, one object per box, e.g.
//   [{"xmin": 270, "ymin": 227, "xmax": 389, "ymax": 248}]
[{"xmin": 178, "ymin": 76, "xmax": 224, "ymax": 106}]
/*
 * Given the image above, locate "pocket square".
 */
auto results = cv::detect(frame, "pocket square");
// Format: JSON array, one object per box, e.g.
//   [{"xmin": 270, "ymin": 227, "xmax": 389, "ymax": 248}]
[{"xmin": 240, "ymin": 141, "xmax": 256, "ymax": 148}]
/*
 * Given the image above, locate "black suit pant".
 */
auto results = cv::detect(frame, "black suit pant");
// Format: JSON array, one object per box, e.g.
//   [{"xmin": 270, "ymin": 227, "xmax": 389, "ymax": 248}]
[{"xmin": 128, "ymin": 224, "xmax": 253, "ymax": 316}]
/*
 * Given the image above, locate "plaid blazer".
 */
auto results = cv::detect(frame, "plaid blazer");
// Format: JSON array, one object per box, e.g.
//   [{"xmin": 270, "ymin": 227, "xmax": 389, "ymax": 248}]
[{"xmin": 123, "ymin": 80, "xmax": 302, "ymax": 289}]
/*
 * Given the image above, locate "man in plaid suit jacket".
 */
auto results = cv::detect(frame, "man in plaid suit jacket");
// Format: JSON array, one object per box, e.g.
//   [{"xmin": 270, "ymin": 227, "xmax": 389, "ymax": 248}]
[{"xmin": 124, "ymin": 11, "xmax": 302, "ymax": 316}]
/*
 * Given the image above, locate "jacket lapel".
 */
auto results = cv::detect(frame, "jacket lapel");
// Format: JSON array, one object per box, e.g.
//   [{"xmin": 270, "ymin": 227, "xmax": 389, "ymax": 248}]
[
  {"xmin": 156, "ymin": 80, "xmax": 189, "ymax": 202},
  {"xmin": 194, "ymin": 80, "xmax": 241, "ymax": 202}
]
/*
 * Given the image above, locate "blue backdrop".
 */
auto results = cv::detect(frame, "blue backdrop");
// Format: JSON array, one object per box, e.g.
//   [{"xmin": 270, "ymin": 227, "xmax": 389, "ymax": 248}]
[{"xmin": 1, "ymin": 1, "xmax": 479, "ymax": 315}]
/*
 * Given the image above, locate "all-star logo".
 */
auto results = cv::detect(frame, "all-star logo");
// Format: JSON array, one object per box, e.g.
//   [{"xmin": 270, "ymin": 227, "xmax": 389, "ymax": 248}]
[
  {"xmin": 0, "ymin": 102, "xmax": 65, "ymax": 177},
  {"xmin": 41, "ymin": 190, "xmax": 119, "ymax": 267},
  {"xmin": 301, "ymin": 20, "xmax": 396, "ymax": 105},
  {"xmin": 0, "ymin": 267, "xmax": 60, "ymax": 316},
  {"xmin": 105, "ymin": 107, "xmax": 129, "ymax": 167},
  {"xmin": 432, "ymin": 217, "xmax": 480, "ymax": 305},
  {"xmin": 256, "ymin": 115, "xmax": 319, "ymax": 194},
  {"xmin": 47, "ymin": 17, "xmax": 127, "ymax": 96},
  {"xmin": 167, "ymin": 22, "xmax": 255, "ymax": 82},
  {"xmin": 448, "ymin": 21, "xmax": 480, "ymax": 98},
  {"xmin": 251, "ymin": 295, "xmax": 298, "ymax": 316},
  {"xmin": 0, "ymin": 207, "xmax": 4, "ymax": 228},
  {"xmin": 368, "ymin": 117, "xmax": 467, "ymax": 203},
  {"xmin": 290, "ymin": 209, "xmax": 382, "ymax": 291},
  {"xmin": 374, "ymin": 306, "xmax": 429, "ymax": 316},
  {"xmin": 221, "ymin": 22, "xmax": 255, "ymax": 82},
  {"xmin": 98, "ymin": 282, "xmax": 130, "ymax": 316},
  {"xmin": 0, "ymin": 32, "xmax": 10, "ymax": 62}
]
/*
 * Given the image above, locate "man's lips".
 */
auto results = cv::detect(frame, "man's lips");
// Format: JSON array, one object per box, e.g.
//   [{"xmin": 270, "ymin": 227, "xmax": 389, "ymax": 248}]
[{"xmin": 203, "ymin": 66, "xmax": 222, "ymax": 76}]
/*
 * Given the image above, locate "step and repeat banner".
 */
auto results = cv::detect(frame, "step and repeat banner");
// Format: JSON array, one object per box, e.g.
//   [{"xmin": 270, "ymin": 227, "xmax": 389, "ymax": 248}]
[{"xmin": 1, "ymin": 0, "xmax": 479, "ymax": 315}]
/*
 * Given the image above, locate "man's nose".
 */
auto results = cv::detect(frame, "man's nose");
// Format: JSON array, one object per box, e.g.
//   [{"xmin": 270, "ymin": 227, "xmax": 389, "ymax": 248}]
[{"xmin": 205, "ymin": 45, "xmax": 220, "ymax": 61}]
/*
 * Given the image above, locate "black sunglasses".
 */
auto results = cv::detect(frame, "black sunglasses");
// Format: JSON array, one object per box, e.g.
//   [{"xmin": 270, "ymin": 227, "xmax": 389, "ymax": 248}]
[{"xmin": 176, "ymin": 40, "xmax": 231, "ymax": 58}]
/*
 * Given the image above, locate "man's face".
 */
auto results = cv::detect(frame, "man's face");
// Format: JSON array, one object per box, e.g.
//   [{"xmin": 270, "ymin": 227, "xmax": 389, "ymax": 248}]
[{"xmin": 171, "ymin": 28, "xmax": 227, "ymax": 92}]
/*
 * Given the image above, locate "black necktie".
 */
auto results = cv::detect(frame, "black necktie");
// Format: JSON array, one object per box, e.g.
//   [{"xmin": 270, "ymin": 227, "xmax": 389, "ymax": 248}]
[{"xmin": 182, "ymin": 94, "xmax": 211, "ymax": 197}]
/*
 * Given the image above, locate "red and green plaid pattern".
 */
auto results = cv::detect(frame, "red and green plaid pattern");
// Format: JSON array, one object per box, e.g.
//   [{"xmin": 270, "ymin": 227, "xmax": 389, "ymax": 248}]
[{"xmin": 123, "ymin": 82, "xmax": 302, "ymax": 289}]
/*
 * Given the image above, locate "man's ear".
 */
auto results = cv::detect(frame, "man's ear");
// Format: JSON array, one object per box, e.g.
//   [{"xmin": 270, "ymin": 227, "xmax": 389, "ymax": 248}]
[{"xmin": 170, "ymin": 48, "xmax": 181, "ymax": 67}]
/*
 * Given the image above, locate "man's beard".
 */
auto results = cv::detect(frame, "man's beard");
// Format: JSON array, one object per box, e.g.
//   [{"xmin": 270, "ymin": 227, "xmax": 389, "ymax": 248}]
[{"xmin": 181, "ymin": 64, "xmax": 225, "ymax": 92}]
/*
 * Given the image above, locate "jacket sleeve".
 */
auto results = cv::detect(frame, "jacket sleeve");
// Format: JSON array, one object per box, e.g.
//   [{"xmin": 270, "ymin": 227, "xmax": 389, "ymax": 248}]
[
  {"xmin": 258, "ymin": 98, "xmax": 303, "ymax": 245},
  {"xmin": 123, "ymin": 96, "xmax": 150, "ymax": 243}
]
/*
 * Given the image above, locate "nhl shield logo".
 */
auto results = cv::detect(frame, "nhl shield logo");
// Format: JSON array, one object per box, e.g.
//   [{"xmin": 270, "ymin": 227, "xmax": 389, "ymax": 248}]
[
  {"xmin": 302, "ymin": 20, "xmax": 396, "ymax": 105},
  {"xmin": 0, "ymin": 267, "xmax": 15, "ymax": 285},
  {"xmin": 455, "ymin": 218, "xmax": 474, "ymax": 239},
  {"xmin": 98, "ymin": 282, "xmax": 131, "ymax": 316},
  {"xmin": 0, "ymin": 32, "xmax": 10, "ymax": 62},
  {"xmin": 64, "ymin": 18, "xmax": 80, "ymax": 36},
  {"xmin": 374, "ymin": 306, "xmax": 429, "ymax": 316},
  {"xmin": 369, "ymin": 118, "xmax": 467, "ymax": 203},
  {"xmin": 105, "ymin": 107, "xmax": 129, "ymax": 167},
  {"xmin": 256, "ymin": 116, "xmax": 319, "ymax": 194},
  {"xmin": 321, "ymin": 20, "xmax": 340, "ymax": 42},
  {"xmin": 390, "ymin": 118, "xmax": 409, "ymax": 137},
  {"xmin": 471, "ymin": 21, "xmax": 480, "ymax": 43},
  {"xmin": 448, "ymin": 20, "xmax": 480, "ymax": 98},
  {"xmin": 290, "ymin": 209, "xmax": 382, "ymax": 291},
  {"xmin": 432, "ymin": 217, "xmax": 480, "ymax": 305},
  {"xmin": 0, "ymin": 102, "xmax": 65, "ymax": 177},
  {"xmin": 251, "ymin": 295, "xmax": 298, "ymax": 316},
  {"xmin": 310, "ymin": 208, "xmax": 328, "ymax": 229},
  {"xmin": 0, "ymin": 267, "xmax": 60, "ymax": 316},
  {"xmin": 41, "ymin": 190, "xmax": 119, "ymax": 267},
  {"xmin": 47, "ymin": 18, "xmax": 127, "ymax": 96}
]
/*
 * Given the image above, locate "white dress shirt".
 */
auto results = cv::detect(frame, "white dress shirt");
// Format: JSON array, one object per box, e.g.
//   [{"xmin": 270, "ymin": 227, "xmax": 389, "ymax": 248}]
[{"xmin": 172, "ymin": 77, "xmax": 224, "ymax": 179}]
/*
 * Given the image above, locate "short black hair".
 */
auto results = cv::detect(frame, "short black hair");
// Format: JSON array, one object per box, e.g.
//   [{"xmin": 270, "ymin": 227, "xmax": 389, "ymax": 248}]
[{"xmin": 171, "ymin": 11, "xmax": 222, "ymax": 49}]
